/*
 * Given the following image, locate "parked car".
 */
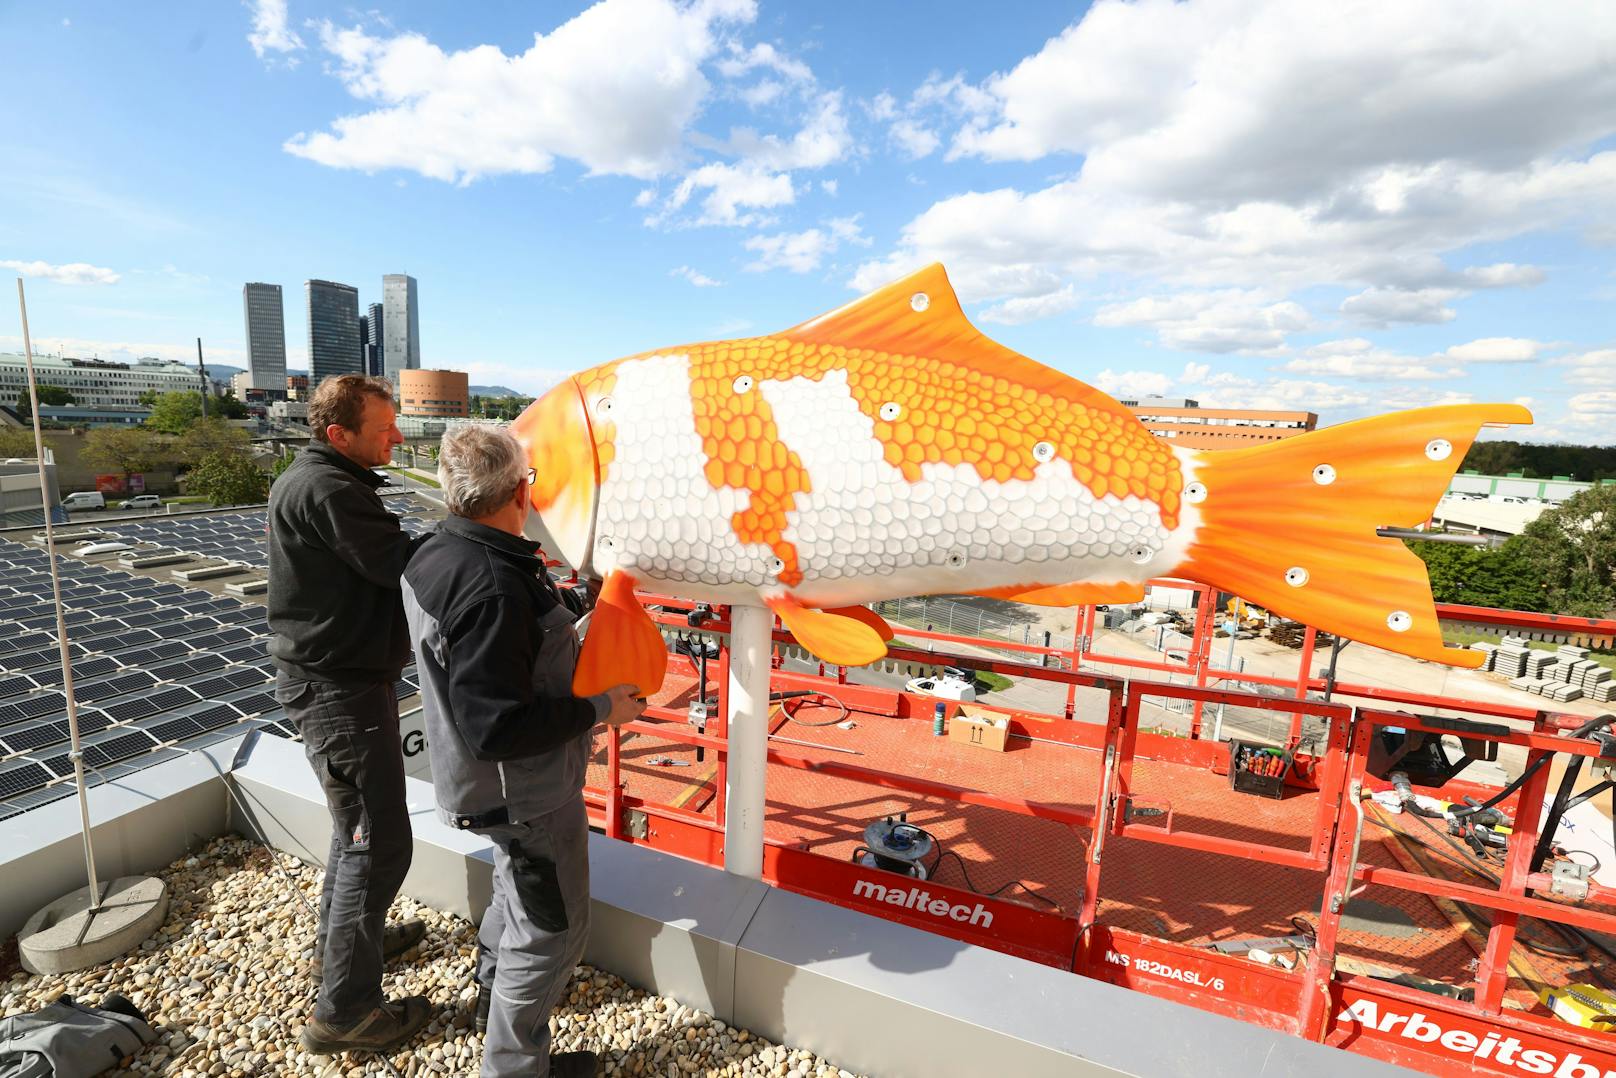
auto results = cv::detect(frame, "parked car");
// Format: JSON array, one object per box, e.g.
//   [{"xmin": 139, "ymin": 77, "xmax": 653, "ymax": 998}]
[
  {"xmin": 61, "ymin": 491, "xmax": 106, "ymax": 511},
  {"xmin": 117, "ymin": 494, "xmax": 162, "ymax": 510}
]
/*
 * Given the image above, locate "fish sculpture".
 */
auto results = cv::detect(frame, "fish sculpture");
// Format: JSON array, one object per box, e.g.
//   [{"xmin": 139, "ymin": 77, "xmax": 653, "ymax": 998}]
[{"xmin": 511, "ymin": 264, "xmax": 1531, "ymax": 695}]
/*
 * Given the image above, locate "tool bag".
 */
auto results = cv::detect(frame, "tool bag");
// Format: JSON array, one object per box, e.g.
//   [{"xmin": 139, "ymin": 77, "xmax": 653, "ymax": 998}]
[{"xmin": 0, "ymin": 995, "xmax": 156, "ymax": 1078}]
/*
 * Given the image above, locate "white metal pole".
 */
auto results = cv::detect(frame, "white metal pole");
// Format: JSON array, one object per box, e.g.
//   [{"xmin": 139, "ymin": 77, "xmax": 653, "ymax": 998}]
[
  {"xmin": 723, "ymin": 603, "xmax": 772, "ymax": 879},
  {"xmin": 16, "ymin": 278, "xmax": 101, "ymax": 908},
  {"xmin": 1213, "ymin": 619, "xmax": 1238, "ymax": 742}
]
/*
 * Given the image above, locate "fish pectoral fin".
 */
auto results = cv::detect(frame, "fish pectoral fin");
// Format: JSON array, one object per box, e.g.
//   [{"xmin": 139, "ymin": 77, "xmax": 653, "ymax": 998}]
[
  {"xmin": 824, "ymin": 605, "xmax": 896, "ymax": 641},
  {"xmin": 573, "ymin": 571, "xmax": 668, "ymax": 698},
  {"xmin": 767, "ymin": 596, "xmax": 889, "ymax": 666},
  {"xmin": 970, "ymin": 582, "xmax": 1147, "ymax": 607}
]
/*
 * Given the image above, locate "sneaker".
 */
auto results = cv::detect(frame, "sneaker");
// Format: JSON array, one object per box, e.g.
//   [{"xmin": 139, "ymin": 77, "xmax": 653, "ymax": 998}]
[
  {"xmin": 474, "ymin": 982, "xmax": 491, "ymax": 1034},
  {"xmin": 299, "ymin": 995, "xmax": 433, "ymax": 1055},
  {"xmin": 550, "ymin": 1050, "xmax": 601, "ymax": 1078},
  {"xmin": 310, "ymin": 919, "xmax": 427, "ymax": 984}
]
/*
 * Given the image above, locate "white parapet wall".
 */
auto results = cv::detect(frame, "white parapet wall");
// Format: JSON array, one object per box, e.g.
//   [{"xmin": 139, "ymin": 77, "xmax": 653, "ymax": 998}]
[{"xmin": 4, "ymin": 730, "xmax": 1405, "ymax": 1078}]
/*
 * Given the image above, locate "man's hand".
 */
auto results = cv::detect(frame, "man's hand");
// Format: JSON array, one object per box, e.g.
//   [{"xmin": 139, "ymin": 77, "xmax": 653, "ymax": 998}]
[{"xmin": 601, "ymin": 684, "xmax": 646, "ymax": 727}]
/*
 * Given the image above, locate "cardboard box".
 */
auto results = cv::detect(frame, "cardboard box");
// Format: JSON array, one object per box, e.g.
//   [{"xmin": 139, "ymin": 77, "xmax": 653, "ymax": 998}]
[{"xmin": 949, "ymin": 707, "xmax": 1009, "ymax": 752}]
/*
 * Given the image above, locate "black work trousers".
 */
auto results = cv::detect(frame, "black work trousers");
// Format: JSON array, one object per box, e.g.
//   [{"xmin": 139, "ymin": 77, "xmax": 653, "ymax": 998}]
[{"xmin": 277, "ymin": 675, "xmax": 413, "ymax": 1027}]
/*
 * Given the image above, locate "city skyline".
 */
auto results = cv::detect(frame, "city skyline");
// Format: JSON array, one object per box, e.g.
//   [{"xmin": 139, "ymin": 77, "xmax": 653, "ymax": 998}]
[{"xmin": 1, "ymin": 2, "xmax": 1613, "ymax": 442}]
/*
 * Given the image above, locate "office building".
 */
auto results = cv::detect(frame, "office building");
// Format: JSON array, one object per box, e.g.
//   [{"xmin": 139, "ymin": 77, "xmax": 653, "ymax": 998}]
[
  {"xmin": 358, "ymin": 314, "xmax": 369, "ymax": 375},
  {"xmin": 382, "ymin": 274, "xmax": 420, "ymax": 385},
  {"xmin": 306, "ymin": 280, "xmax": 362, "ymax": 386},
  {"xmin": 242, "ymin": 283, "xmax": 287, "ymax": 392},
  {"xmin": 286, "ymin": 374, "xmax": 309, "ymax": 401},
  {"xmin": 366, "ymin": 302, "xmax": 384, "ymax": 378},
  {"xmin": 1120, "ymin": 396, "xmax": 1316, "ymax": 449},
  {"xmin": 398, "ymin": 369, "xmax": 468, "ymax": 419},
  {"xmin": 0, "ymin": 354, "xmax": 206, "ymax": 411}
]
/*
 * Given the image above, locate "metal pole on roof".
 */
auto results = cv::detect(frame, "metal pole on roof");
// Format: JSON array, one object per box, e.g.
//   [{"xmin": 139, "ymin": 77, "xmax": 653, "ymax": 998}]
[
  {"xmin": 722, "ymin": 604, "xmax": 772, "ymax": 879},
  {"xmin": 16, "ymin": 278, "xmax": 102, "ymax": 911},
  {"xmin": 196, "ymin": 337, "xmax": 209, "ymax": 420}
]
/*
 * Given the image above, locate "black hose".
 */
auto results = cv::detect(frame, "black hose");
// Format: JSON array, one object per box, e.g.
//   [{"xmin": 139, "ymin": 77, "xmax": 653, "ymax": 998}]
[{"xmin": 1449, "ymin": 713, "xmax": 1615, "ymax": 819}]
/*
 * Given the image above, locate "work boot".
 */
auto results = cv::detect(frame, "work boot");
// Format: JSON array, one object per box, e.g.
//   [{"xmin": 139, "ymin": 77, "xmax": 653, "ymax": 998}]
[
  {"xmin": 474, "ymin": 982, "xmax": 491, "ymax": 1034},
  {"xmin": 310, "ymin": 919, "xmax": 427, "ymax": 984},
  {"xmin": 550, "ymin": 1050, "xmax": 601, "ymax": 1077},
  {"xmin": 299, "ymin": 995, "xmax": 433, "ymax": 1055},
  {"xmin": 99, "ymin": 994, "xmax": 149, "ymax": 1024}
]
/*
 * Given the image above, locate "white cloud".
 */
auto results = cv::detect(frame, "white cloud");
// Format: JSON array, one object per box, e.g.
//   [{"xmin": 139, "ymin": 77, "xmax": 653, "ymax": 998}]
[
  {"xmin": 246, "ymin": 0, "xmax": 304, "ymax": 61},
  {"xmin": 715, "ymin": 41, "xmax": 812, "ymax": 84},
  {"xmin": 744, "ymin": 215, "xmax": 867, "ymax": 273},
  {"xmin": 670, "ymin": 265, "xmax": 722, "ymax": 287},
  {"xmin": 285, "ymin": 0, "xmax": 756, "ymax": 183},
  {"xmin": 1340, "ymin": 287, "xmax": 1459, "ymax": 327},
  {"xmin": 979, "ymin": 286, "xmax": 1078, "ymax": 325},
  {"xmin": 1094, "ymin": 368, "xmax": 1174, "ymax": 399},
  {"xmin": 1443, "ymin": 337, "xmax": 1544, "ymax": 362},
  {"xmin": 739, "ymin": 80, "xmax": 785, "ymax": 108},
  {"xmin": 655, "ymin": 162, "xmax": 794, "ymax": 228},
  {"xmin": 855, "ymin": 1, "xmax": 1616, "ymax": 334},
  {"xmin": 1189, "ymin": 375, "xmax": 1372, "ymax": 412},
  {"xmin": 889, "ymin": 119, "xmax": 940, "ymax": 160},
  {"xmin": 1093, "ymin": 290, "xmax": 1312, "ymax": 354},
  {"xmin": 1569, "ymin": 391, "xmax": 1616, "ymax": 423},
  {"xmin": 1281, "ymin": 339, "xmax": 1460, "ymax": 381},
  {"xmin": 820, "ymin": 179, "xmax": 838, "ymax": 196},
  {"xmin": 1, "ymin": 260, "xmax": 120, "ymax": 286},
  {"xmin": 1557, "ymin": 349, "xmax": 1616, "ymax": 386},
  {"xmin": 726, "ymin": 92, "xmax": 851, "ymax": 171}
]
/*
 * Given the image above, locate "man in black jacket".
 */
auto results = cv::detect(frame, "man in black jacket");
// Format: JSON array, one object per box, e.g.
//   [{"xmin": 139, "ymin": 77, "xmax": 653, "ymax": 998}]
[
  {"xmin": 268, "ymin": 374, "xmax": 431, "ymax": 1055},
  {"xmin": 402, "ymin": 425, "xmax": 642, "ymax": 1078}
]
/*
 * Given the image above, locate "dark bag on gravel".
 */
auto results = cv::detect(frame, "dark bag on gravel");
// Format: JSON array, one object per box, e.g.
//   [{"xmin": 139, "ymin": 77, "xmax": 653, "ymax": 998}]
[{"xmin": 0, "ymin": 994, "xmax": 156, "ymax": 1078}]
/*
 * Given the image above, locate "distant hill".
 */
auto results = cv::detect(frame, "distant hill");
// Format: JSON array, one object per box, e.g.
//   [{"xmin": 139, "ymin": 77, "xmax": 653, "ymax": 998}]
[
  {"xmin": 470, "ymin": 385, "xmax": 526, "ymax": 397},
  {"xmin": 203, "ymin": 364, "xmax": 244, "ymax": 380}
]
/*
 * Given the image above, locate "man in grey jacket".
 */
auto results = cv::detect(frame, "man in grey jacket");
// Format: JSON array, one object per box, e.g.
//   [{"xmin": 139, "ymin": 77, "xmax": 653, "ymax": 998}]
[
  {"xmin": 268, "ymin": 374, "xmax": 430, "ymax": 1055},
  {"xmin": 402, "ymin": 425, "xmax": 642, "ymax": 1078}
]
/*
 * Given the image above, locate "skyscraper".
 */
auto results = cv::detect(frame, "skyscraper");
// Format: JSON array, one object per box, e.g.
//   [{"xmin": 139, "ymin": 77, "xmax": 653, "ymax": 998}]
[
  {"xmin": 382, "ymin": 274, "xmax": 421, "ymax": 386},
  {"xmin": 306, "ymin": 280, "xmax": 362, "ymax": 386},
  {"xmin": 242, "ymin": 283, "xmax": 286, "ymax": 392},
  {"xmin": 366, "ymin": 302, "xmax": 384, "ymax": 378},
  {"xmin": 358, "ymin": 314, "xmax": 370, "ymax": 375}
]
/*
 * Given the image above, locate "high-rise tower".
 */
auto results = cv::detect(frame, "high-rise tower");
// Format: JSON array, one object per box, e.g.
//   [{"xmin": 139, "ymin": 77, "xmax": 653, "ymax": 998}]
[
  {"xmin": 306, "ymin": 280, "xmax": 362, "ymax": 386},
  {"xmin": 382, "ymin": 274, "xmax": 420, "ymax": 385},
  {"xmin": 242, "ymin": 283, "xmax": 286, "ymax": 393}
]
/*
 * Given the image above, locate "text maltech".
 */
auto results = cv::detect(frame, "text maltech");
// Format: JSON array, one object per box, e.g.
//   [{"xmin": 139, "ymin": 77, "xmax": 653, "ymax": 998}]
[
  {"xmin": 851, "ymin": 879, "xmax": 993, "ymax": 928},
  {"xmin": 1340, "ymin": 999, "xmax": 1615, "ymax": 1077}
]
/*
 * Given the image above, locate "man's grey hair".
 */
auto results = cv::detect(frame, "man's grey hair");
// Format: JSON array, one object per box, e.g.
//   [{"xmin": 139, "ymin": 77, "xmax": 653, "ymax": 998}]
[{"xmin": 438, "ymin": 425, "xmax": 525, "ymax": 519}]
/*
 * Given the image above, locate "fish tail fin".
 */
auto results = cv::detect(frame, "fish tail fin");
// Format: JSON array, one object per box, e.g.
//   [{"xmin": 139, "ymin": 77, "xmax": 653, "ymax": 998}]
[
  {"xmin": 573, "ymin": 571, "xmax": 668, "ymax": 697},
  {"xmin": 1171, "ymin": 404, "xmax": 1531, "ymax": 668}
]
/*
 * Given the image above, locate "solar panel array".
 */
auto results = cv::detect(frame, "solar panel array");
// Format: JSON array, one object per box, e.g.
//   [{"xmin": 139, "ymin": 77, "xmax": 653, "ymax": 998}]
[
  {"xmin": 96, "ymin": 505, "xmax": 434, "ymax": 571},
  {"xmin": 0, "ymin": 527, "xmax": 424, "ymax": 821}
]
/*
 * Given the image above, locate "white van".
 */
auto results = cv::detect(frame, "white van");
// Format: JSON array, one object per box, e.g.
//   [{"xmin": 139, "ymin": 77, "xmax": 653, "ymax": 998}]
[{"xmin": 62, "ymin": 492, "xmax": 106, "ymax": 511}]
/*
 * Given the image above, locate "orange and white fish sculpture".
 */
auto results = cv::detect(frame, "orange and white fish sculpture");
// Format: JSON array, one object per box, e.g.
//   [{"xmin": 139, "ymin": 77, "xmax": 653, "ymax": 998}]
[{"xmin": 512, "ymin": 264, "xmax": 1530, "ymax": 695}]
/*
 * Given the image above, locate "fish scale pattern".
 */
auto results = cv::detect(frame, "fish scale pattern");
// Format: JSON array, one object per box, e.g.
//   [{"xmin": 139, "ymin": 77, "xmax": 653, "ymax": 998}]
[{"xmin": 583, "ymin": 336, "xmax": 1181, "ymax": 589}]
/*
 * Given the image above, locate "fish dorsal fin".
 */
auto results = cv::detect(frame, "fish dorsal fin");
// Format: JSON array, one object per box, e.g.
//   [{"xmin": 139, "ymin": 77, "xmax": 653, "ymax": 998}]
[{"xmin": 781, "ymin": 263, "xmax": 1121, "ymax": 412}]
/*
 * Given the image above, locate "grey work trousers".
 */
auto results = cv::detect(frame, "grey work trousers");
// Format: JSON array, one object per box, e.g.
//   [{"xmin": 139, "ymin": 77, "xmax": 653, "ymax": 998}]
[
  {"xmin": 277, "ymin": 675, "xmax": 413, "ymax": 1028},
  {"xmin": 476, "ymin": 796, "xmax": 592, "ymax": 1078}
]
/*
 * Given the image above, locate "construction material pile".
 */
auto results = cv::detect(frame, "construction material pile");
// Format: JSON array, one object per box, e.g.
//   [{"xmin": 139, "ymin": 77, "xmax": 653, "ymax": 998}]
[{"xmin": 1476, "ymin": 638, "xmax": 1616, "ymax": 702}]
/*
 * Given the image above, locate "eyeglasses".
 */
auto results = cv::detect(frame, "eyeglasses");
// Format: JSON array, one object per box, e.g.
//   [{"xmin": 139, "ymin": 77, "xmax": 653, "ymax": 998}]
[{"xmin": 525, "ymin": 467, "xmax": 536, "ymax": 486}]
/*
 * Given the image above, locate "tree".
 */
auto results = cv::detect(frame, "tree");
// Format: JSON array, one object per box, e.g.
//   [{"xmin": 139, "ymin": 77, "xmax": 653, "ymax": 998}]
[
  {"xmin": 176, "ymin": 417, "xmax": 250, "ymax": 465},
  {"xmin": 1515, "ymin": 484, "xmax": 1616, "ymax": 617},
  {"xmin": 145, "ymin": 391, "xmax": 204, "ymax": 434},
  {"xmin": 1409, "ymin": 537, "xmax": 1547, "ymax": 612},
  {"xmin": 0, "ymin": 426, "xmax": 40, "ymax": 458},
  {"xmin": 80, "ymin": 427, "xmax": 170, "ymax": 489},
  {"xmin": 270, "ymin": 452, "xmax": 296, "ymax": 483},
  {"xmin": 35, "ymin": 385, "xmax": 74, "ymax": 406},
  {"xmin": 213, "ymin": 393, "xmax": 249, "ymax": 420},
  {"xmin": 187, "ymin": 450, "xmax": 268, "ymax": 506}
]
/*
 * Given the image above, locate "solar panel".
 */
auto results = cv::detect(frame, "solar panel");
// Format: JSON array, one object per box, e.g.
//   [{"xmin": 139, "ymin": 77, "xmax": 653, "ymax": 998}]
[
  {"xmin": 0, "ymin": 693, "xmax": 66, "ymax": 726},
  {"xmin": 110, "ymin": 642, "xmax": 190, "ymax": 666},
  {"xmin": 0, "ymin": 761, "xmax": 50, "ymax": 799},
  {"xmin": 0, "ymin": 632, "xmax": 54, "ymax": 655},
  {"xmin": 76, "ymin": 671, "xmax": 158, "ymax": 702},
  {"xmin": 2, "ymin": 720, "xmax": 67, "ymax": 754},
  {"xmin": 192, "ymin": 704, "xmax": 240, "ymax": 732},
  {"xmin": 77, "ymin": 709, "xmax": 113, "ymax": 736},
  {"xmin": 224, "ymin": 690, "xmax": 276, "ymax": 717},
  {"xmin": 81, "ymin": 730, "xmax": 158, "ymax": 768},
  {"xmin": 99, "ymin": 630, "xmax": 161, "ymax": 651},
  {"xmin": 216, "ymin": 642, "xmax": 269, "ymax": 664},
  {"xmin": 0, "ymin": 784, "xmax": 73, "ymax": 816},
  {"xmin": 142, "ymin": 714, "xmax": 202, "ymax": 743},
  {"xmin": 0, "ymin": 675, "xmax": 37, "ymax": 699},
  {"xmin": 31, "ymin": 656, "xmax": 120, "ymax": 686},
  {"xmin": 154, "ymin": 620, "xmax": 211, "ymax": 640},
  {"xmin": 148, "ymin": 686, "xmax": 199, "ymax": 711},
  {"xmin": 118, "ymin": 611, "xmax": 169, "ymax": 628},
  {"xmin": 394, "ymin": 679, "xmax": 416, "ymax": 700},
  {"xmin": 102, "ymin": 697, "xmax": 161, "ymax": 724}
]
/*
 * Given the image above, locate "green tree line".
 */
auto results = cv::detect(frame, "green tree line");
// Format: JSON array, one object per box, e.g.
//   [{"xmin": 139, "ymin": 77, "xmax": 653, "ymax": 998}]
[{"xmin": 1459, "ymin": 440, "xmax": 1616, "ymax": 483}]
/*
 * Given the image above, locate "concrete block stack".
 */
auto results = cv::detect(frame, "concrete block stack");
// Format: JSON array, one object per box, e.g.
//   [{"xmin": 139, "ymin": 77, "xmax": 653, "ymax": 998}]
[
  {"xmin": 1523, "ymin": 651, "xmax": 1558, "ymax": 680},
  {"xmin": 1468, "ymin": 642, "xmax": 1499, "ymax": 671},
  {"xmin": 1493, "ymin": 638, "xmax": 1533, "ymax": 678}
]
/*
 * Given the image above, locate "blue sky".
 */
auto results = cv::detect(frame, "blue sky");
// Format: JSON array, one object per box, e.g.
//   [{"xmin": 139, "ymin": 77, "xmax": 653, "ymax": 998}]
[{"xmin": 2, "ymin": 0, "xmax": 1614, "ymax": 441}]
